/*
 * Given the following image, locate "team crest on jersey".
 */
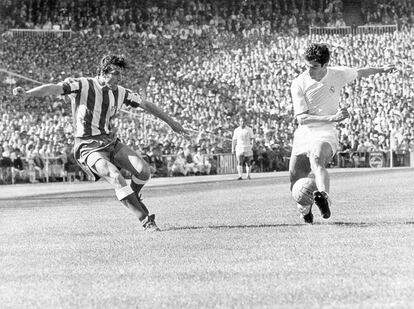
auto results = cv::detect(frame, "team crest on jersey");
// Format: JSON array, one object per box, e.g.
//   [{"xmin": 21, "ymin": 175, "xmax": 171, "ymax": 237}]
[{"xmin": 329, "ymin": 86, "xmax": 335, "ymax": 93}]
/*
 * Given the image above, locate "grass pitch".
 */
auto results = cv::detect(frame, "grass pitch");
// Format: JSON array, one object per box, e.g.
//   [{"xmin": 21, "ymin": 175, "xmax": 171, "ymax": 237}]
[{"xmin": 1, "ymin": 169, "xmax": 414, "ymax": 308}]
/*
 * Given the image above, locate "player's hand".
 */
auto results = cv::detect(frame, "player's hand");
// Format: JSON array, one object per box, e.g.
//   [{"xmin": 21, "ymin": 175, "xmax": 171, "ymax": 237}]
[
  {"xmin": 170, "ymin": 120, "xmax": 189, "ymax": 137},
  {"xmin": 382, "ymin": 64, "xmax": 397, "ymax": 73},
  {"xmin": 12, "ymin": 87, "xmax": 27, "ymax": 97},
  {"xmin": 331, "ymin": 108, "xmax": 349, "ymax": 122}
]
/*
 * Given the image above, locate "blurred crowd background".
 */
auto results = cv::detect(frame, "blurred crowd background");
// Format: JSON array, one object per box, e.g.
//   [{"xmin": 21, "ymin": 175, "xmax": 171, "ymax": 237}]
[{"xmin": 0, "ymin": 0, "xmax": 413, "ymax": 183}]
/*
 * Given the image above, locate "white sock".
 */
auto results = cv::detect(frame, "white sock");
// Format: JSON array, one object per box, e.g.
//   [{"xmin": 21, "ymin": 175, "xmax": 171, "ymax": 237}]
[
  {"xmin": 297, "ymin": 203, "xmax": 311, "ymax": 216},
  {"xmin": 237, "ymin": 166, "xmax": 242, "ymax": 177},
  {"xmin": 246, "ymin": 166, "xmax": 251, "ymax": 177}
]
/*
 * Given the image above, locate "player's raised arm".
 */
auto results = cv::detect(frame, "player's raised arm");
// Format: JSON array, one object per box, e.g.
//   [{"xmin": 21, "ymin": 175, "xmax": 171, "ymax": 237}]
[
  {"xmin": 124, "ymin": 91, "xmax": 188, "ymax": 136},
  {"xmin": 12, "ymin": 84, "xmax": 64, "ymax": 99},
  {"xmin": 142, "ymin": 100, "xmax": 188, "ymax": 136},
  {"xmin": 356, "ymin": 64, "xmax": 396, "ymax": 79}
]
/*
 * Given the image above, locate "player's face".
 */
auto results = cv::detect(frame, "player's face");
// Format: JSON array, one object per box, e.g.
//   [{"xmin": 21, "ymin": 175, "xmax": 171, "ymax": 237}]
[
  {"xmin": 305, "ymin": 60, "xmax": 327, "ymax": 78},
  {"xmin": 239, "ymin": 118, "xmax": 246, "ymax": 127},
  {"xmin": 103, "ymin": 66, "xmax": 123, "ymax": 89}
]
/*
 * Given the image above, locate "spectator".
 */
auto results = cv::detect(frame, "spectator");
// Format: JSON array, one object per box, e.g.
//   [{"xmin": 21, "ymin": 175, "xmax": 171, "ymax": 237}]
[
  {"xmin": 193, "ymin": 146, "xmax": 212, "ymax": 175},
  {"xmin": 0, "ymin": 0, "xmax": 413, "ymax": 181},
  {"xmin": 171, "ymin": 148, "xmax": 188, "ymax": 176},
  {"xmin": 0, "ymin": 151, "xmax": 13, "ymax": 183},
  {"xmin": 183, "ymin": 145, "xmax": 197, "ymax": 175}
]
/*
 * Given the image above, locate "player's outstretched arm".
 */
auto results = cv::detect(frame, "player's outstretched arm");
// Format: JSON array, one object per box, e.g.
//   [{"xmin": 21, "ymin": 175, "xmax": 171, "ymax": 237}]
[
  {"xmin": 140, "ymin": 100, "xmax": 189, "ymax": 136},
  {"xmin": 356, "ymin": 65, "xmax": 396, "ymax": 79},
  {"xmin": 12, "ymin": 84, "xmax": 63, "ymax": 99}
]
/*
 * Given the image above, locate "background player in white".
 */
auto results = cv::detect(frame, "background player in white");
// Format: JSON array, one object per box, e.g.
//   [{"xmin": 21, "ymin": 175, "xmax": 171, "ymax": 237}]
[
  {"xmin": 232, "ymin": 116, "xmax": 254, "ymax": 180},
  {"xmin": 290, "ymin": 43, "xmax": 395, "ymax": 223}
]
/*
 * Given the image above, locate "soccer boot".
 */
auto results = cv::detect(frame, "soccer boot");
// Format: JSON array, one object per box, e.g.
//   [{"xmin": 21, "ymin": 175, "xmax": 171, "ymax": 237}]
[
  {"xmin": 313, "ymin": 191, "xmax": 331, "ymax": 219},
  {"xmin": 237, "ymin": 176, "xmax": 243, "ymax": 180},
  {"xmin": 142, "ymin": 214, "xmax": 161, "ymax": 232},
  {"xmin": 298, "ymin": 204, "xmax": 313, "ymax": 224}
]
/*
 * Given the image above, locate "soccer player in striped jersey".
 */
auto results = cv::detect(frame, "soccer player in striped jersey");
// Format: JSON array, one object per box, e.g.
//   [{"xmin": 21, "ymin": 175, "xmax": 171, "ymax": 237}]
[
  {"xmin": 12, "ymin": 54, "xmax": 188, "ymax": 231},
  {"xmin": 290, "ymin": 43, "xmax": 395, "ymax": 224}
]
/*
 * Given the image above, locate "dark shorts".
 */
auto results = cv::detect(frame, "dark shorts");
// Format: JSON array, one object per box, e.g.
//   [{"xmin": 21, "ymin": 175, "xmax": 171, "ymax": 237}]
[{"xmin": 73, "ymin": 134, "xmax": 123, "ymax": 181}]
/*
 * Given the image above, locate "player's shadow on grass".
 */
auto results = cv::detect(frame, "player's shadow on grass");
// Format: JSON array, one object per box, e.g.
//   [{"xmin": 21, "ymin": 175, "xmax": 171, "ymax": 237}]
[
  {"xmin": 165, "ymin": 223, "xmax": 304, "ymax": 231},
  {"xmin": 165, "ymin": 221, "xmax": 414, "ymax": 231},
  {"xmin": 323, "ymin": 221, "xmax": 414, "ymax": 227}
]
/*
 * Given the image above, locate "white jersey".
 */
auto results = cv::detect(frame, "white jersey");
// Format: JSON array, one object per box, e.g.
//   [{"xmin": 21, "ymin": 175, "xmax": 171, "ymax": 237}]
[
  {"xmin": 290, "ymin": 66, "xmax": 358, "ymax": 156},
  {"xmin": 291, "ymin": 66, "xmax": 358, "ymax": 129},
  {"xmin": 233, "ymin": 126, "xmax": 254, "ymax": 153}
]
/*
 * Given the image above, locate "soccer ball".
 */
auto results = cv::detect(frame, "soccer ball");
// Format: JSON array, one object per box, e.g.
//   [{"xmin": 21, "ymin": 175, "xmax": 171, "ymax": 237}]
[{"xmin": 292, "ymin": 177, "xmax": 317, "ymax": 206}]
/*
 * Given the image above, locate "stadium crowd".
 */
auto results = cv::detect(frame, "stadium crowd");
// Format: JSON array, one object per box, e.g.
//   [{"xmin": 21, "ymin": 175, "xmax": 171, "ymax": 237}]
[
  {"xmin": 1, "ymin": 0, "xmax": 347, "ymax": 35},
  {"xmin": 0, "ymin": 0, "xmax": 413, "ymax": 183}
]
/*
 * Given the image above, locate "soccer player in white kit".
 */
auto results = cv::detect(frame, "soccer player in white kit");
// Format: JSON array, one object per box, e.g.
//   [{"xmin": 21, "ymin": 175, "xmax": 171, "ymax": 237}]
[
  {"xmin": 232, "ymin": 116, "xmax": 255, "ymax": 180},
  {"xmin": 290, "ymin": 43, "xmax": 395, "ymax": 223}
]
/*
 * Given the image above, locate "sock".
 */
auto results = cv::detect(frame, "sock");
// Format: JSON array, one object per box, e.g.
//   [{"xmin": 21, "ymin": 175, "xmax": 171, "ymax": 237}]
[
  {"xmin": 131, "ymin": 175, "xmax": 149, "ymax": 213},
  {"xmin": 297, "ymin": 203, "xmax": 312, "ymax": 216},
  {"xmin": 246, "ymin": 166, "xmax": 251, "ymax": 177},
  {"xmin": 116, "ymin": 186, "xmax": 148, "ymax": 221},
  {"xmin": 237, "ymin": 165, "xmax": 243, "ymax": 177}
]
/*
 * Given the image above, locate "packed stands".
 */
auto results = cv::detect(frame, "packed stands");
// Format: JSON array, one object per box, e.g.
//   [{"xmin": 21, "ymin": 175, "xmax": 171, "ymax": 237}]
[{"xmin": 0, "ymin": 0, "xmax": 413, "ymax": 183}]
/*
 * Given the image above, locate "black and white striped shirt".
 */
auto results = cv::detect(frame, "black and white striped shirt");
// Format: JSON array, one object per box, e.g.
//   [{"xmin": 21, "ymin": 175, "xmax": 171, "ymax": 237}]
[{"xmin": 61, "ymin": 77, "xmax": 142, "ymax": 137}]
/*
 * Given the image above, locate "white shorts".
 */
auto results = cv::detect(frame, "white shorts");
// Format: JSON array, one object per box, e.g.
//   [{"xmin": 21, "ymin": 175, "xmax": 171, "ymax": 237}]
[
  {"xmin": 291, "ymin": 125, "xmax": 339, "ymax": 157},
  {"xmin": 235, "ymin": 146, "xmax": 253, "ymax": 158}
]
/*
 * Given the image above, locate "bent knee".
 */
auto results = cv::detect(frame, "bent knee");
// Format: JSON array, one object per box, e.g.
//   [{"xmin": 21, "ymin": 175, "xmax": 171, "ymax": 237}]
[
  {"xmin": 132, "ymin": 164, "xmax": 151, "ymax": 181},
  {"xmin": 310, "ymin": 142, "xmax": 333, "ymax": 165},
  {"xmin": 129, "ymin": 157, "xmax": 151, "ymax": 180},
  {"xmin": 94, "ymin": 160, "xmax": 125, "ymax": 182}
]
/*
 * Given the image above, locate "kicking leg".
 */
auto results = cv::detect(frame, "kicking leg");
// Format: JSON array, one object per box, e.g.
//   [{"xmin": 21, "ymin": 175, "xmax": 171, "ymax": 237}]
[
  {"xmin": 113, "ymin": 145, "xmax": 151, "ymax": 193},
  {"xmin": 309, "ymin": 142, "xmax": 333, "ymax": 219},
  {"xmin": 92, "ymin": 157, "xmax": 149, "ymax": 221},
  {"xmin": 289, "ymin": 154, "xmax": 311, "ymax": 190},
  {"xmin": 289, "ymin": 153, "xmax": 313, "ymax": 223},
  {"xmin": 309, "ymin": 142, "xmax": 332, "ymax": 193},
  {"xmin": 112, "ymin": 145, "xmax": 159, "ymax": 231}
]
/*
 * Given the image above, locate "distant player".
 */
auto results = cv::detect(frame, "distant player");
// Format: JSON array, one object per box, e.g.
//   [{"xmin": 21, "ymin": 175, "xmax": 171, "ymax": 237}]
[
  {"xmin": 12, "ymin": 55, "xmax": 188, "ymax": 231},
  {"xmin": 290, "ymin": 43, "xmax": 395, "ymax": 223},
  {"xmin": 232, "ymin": 116, "xmax": 254, "ymax": 180}
]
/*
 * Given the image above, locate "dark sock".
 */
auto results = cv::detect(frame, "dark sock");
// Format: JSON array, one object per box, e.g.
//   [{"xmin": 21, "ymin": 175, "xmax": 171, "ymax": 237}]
[
  {"xmin": 131, "ymin": 181, "xmax": 144, "ymax": 195},
  {"xmin": 130, "ymin": 181, "xmax": 149, "ymax": 213},
  {"xmin": 120, "ymin": 193, "xmax": 148, "ymax": 221}
]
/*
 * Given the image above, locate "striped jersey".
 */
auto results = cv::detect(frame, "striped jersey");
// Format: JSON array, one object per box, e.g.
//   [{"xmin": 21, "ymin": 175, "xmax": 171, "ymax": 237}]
[
  {"xmin": 291, "ymin": 66, "xmax": 357, "ymax": 128},
  {"xmin": 60, "ymin": 77, "xmax": 143, "ymax": 137}
]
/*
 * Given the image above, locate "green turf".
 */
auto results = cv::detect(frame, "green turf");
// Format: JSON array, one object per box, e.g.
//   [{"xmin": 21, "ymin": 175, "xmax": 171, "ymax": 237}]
[{"xmin": 1, "ymin": 169, "xmax": 414, "ymax": 308}]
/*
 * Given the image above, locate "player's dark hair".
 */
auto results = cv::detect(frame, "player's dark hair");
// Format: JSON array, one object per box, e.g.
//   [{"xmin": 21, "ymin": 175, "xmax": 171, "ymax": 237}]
[
  {"xmin": 98, "ymin": 55, "xmax": 128, "ymax": 75},
  {"xmin": 304, "ymin": 43, "xmax": 330, "ymax": 66}
]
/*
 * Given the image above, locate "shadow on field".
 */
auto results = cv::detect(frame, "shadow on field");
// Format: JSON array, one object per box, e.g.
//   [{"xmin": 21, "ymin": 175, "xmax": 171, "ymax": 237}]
[
  {"xmin": 165, "ymin": 221, "xmax": 414, "ymax": 231},
  {"xmin": 165, "ymin": 223, "xmax": 304, "ymax": 231},
  {"xmin": 324, "ymin": 221, "xmax": 414, "ymax": 227}
]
